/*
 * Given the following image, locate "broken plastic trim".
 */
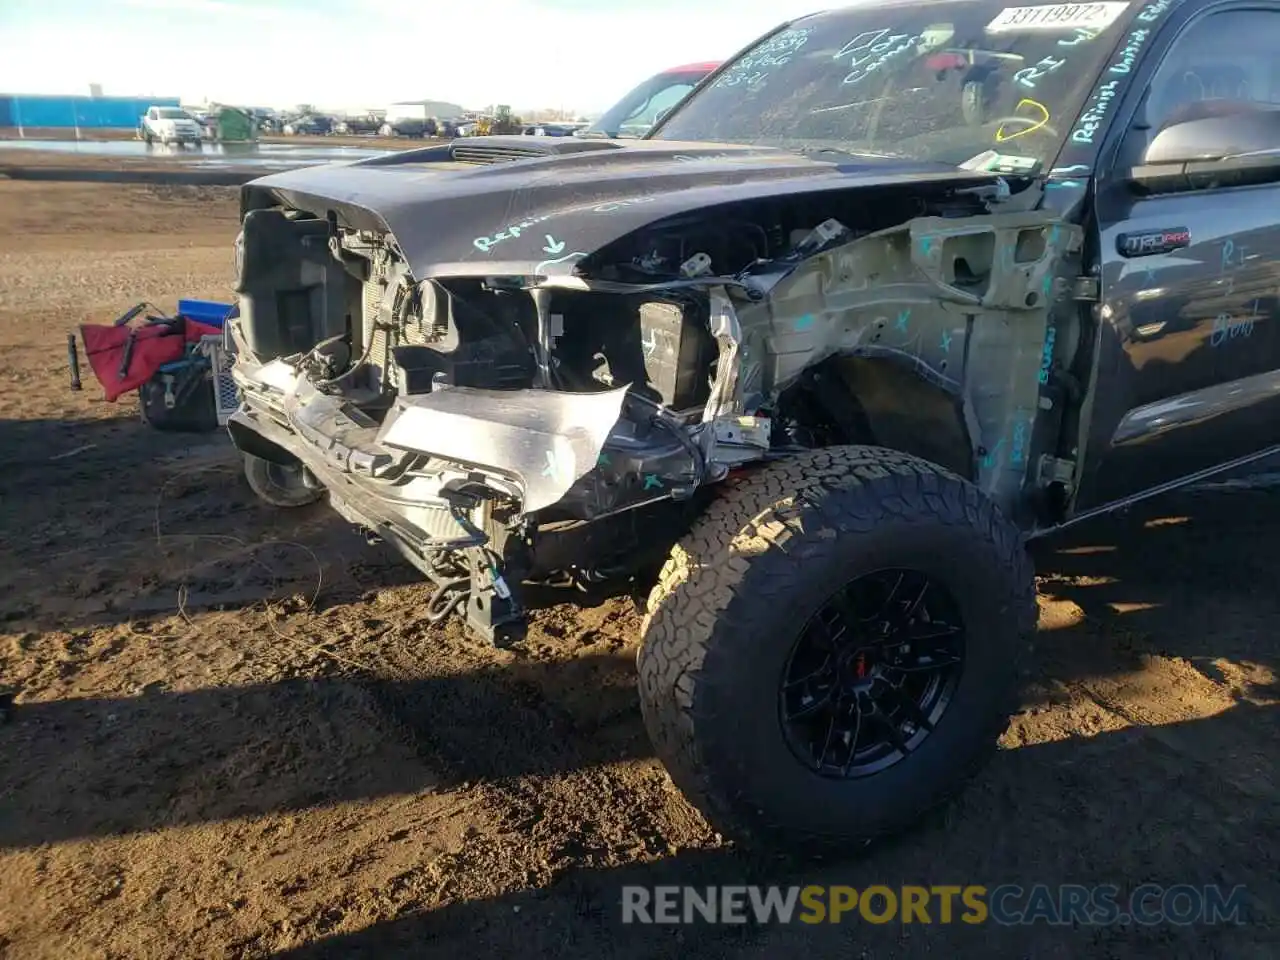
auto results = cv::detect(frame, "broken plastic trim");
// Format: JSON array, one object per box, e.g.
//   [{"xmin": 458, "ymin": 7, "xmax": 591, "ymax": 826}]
[{"xmin": 377, "ymin": 384, "xmax": 631, "ymax": 514}]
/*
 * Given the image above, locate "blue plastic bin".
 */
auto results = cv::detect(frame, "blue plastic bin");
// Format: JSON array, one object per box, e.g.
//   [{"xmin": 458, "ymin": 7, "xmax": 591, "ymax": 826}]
[{"xmin": 178, "ymin": 299, "xmax": 237, "ymax": 328}]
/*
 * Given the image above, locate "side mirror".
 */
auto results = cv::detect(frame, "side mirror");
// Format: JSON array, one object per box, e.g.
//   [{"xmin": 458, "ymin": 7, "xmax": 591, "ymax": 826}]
[
  {"xmin": 1145, "ymin": 107, "xmax": 1280, "ymax": 164},
  {"xmin": 1129, "ymin": 107, "xmax": 1280, "ymax": 192}
]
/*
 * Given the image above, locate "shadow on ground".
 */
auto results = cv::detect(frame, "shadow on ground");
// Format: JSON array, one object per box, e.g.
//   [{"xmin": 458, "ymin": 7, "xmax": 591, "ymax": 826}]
[
  {"xmin": 1, "ymin": 416, "xmax": 418, "ymax": 634},
  {"xmin": 262, "ymin": 484, "xmax": 1280, "ymax": 959},
  {"xmin": 5, "ymin": 413, "xmax": 1280, "ymax": 957},
  {"xmin": 1027, "ymin": 482, "xmax": 1280, "ymax": 698},
  {"xmin": 0, "ymin": 640, "xmax": 653, "ymax": 850},
  {"xmin": 264, "ymin": 702, "xmax": 1279, "ymax": 960}
]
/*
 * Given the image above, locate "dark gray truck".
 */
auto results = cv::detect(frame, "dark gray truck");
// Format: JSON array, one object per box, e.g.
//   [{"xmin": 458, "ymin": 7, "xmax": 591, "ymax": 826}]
[{"xmin": 225, "ymin": 0, "xmax": 1280, "ymax": 849}]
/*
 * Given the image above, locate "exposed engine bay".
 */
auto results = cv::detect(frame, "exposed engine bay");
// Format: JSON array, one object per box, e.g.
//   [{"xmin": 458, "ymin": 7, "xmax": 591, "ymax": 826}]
[{"xmin": 227, "ymin": 166, "xmax": 1085, "ymax": 640}]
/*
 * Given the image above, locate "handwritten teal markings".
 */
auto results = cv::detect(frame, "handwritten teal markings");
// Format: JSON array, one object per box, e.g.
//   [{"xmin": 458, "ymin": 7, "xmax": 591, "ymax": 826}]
[
  {"xmin": 1212, "ymin": 301, "xmax": 1260, "ymax": 347},
  {"xmin": 1068, "ymin": 0, "xmax": 1176, "ymax": 146},
  {"xmin": 1058, "ymin": 26, "xmax": 1100, "ymax": 47},
  {"xmin": 1014, "ymin": 56, "xmax": 1067, "ymax": 90},
  {"xmin": 1011, "ymin": 418, "xmax": 1029, "ymax": 466},
  {"xmin": 1038, "ymin": 325, "xmax": 1057, "ymax": 384},
  {"xmin": 533, "ymin": 251, "xmax": 588, "ymax": 274},
  {"xmin": 474, "ymin": 214, "xmax": 553, "ymax": 253}
]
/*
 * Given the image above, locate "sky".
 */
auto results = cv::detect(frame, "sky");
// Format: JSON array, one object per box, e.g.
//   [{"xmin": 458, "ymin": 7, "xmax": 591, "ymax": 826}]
[{"xmin": 0, "ymin": 0, "xmax": 832, "ymax": 114}]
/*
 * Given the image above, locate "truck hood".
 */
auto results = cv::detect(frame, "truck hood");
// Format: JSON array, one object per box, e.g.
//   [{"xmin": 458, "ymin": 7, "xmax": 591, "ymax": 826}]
[{"xmin": 241, "ymin": 137, "xmax": 1009, "ymax": 280}]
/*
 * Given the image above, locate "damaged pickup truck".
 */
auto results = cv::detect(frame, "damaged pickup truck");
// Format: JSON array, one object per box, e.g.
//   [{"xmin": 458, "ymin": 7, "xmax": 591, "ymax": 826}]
[{"xmin": 226, "ymin": 0, "xmax": 1280, "ymax": 848}]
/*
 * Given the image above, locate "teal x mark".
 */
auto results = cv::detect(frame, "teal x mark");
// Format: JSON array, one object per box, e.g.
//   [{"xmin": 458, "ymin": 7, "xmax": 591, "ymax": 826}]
[{"xmin": 981, "ymin": 438, "xmax": 1005, "ymax": 469}]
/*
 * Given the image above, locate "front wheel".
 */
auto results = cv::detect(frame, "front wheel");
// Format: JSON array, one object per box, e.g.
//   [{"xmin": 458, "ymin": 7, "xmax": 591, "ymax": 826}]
[
  {"xmin": 243, "ymin": 453, "xmax": 323, "ymax": 508},
  {"xmin": 637, "ymin": 446, "xmax": 1036, "ymax": 850}
]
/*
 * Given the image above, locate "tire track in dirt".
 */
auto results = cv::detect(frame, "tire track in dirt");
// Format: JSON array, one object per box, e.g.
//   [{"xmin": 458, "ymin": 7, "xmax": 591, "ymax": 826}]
[{"xmin": 336, "ymin": 596, "xmax": 723, "ymax": 892}]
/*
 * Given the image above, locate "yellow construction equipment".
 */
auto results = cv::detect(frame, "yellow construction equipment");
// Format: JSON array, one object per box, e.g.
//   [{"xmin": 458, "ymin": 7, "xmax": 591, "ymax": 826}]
[{"xmin": 476, "ymin": 105, "xmax": 521, "ymax": 136}]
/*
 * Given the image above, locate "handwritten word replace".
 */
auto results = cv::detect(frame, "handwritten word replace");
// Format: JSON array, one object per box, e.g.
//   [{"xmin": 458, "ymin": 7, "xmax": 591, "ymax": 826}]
[{"xmin": 474, "ymin": 215, "xmax": 554, "ymax": 253}]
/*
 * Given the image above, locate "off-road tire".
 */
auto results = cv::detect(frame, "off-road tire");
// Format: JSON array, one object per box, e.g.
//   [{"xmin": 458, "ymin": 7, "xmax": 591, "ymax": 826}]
[
  {"xmin": 637, "ymin": 445, "xmax": 1036, "ymax": 850},
  {"xmin": 243, "ymin": 454, "xmax": 323, "ymax": 508}
]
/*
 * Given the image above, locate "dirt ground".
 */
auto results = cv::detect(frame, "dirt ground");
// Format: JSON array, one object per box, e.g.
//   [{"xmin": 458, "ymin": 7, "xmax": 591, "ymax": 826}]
[{"xmin": 0, "ymin": 171, "xmax": 1277, "ymax": 960}]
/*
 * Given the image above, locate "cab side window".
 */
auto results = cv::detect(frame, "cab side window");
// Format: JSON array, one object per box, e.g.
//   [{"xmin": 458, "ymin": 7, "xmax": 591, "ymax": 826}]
[{"xmin": 1145, "ymin": 10, "xmax": 1280, "ymax": 133}]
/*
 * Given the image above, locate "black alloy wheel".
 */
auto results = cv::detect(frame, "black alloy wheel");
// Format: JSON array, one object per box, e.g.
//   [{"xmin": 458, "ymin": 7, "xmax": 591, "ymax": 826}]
[{"xmin": 780, "ymin": 568, "xmax": 965, "ymax": 779}]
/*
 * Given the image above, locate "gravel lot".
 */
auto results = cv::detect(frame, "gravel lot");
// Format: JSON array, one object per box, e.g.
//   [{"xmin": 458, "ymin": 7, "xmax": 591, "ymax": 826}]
[{"xmin": 0, "ymin": 172, "xmax": 1276, "ymax": 959}]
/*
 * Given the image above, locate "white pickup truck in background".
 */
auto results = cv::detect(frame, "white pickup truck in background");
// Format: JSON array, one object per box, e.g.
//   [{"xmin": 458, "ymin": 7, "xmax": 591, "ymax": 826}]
[{"xmin": 137, "ymin": 106, "xmax": 204, "ymax": 146}]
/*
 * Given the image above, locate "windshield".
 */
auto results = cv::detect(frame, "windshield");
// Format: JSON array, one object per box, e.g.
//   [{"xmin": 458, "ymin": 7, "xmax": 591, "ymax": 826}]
[
  {"xmin": 156, "ymin": 108, "xmax": 190, "ymax": 120},
  {"xmin": 650, "ymin": 1, "xmax": 1137, "ymax": 171},
  {"xmin": 588, "ymin": 70, "xmax": 712, "ymax": 138}
]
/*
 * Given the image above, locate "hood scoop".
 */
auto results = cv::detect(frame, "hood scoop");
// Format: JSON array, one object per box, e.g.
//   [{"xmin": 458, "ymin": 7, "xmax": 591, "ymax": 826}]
[{"xmin": 448, "ymin": 135, "xmax": 624, "ymax": 166}]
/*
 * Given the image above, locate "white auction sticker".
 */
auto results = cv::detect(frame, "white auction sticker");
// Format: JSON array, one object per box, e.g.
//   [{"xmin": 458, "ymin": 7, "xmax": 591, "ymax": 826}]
[{"xmin": 986, "ymin": 2, "xmax": 1129, "ymax": 32}]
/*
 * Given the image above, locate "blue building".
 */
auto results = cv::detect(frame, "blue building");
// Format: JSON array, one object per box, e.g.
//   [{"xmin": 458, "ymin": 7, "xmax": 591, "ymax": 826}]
[{"xmin": 0, "ymin": 94, "xmax": 182, "ymax": 130}]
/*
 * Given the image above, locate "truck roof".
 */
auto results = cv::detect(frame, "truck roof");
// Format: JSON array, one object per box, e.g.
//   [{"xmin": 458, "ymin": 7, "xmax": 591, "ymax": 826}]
[{"xmin": 663, "ymin": 61, "xmax": 722, "ymax": 74}]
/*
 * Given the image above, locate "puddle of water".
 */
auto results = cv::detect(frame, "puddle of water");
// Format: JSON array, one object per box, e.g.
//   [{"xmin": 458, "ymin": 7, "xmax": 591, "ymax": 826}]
[{"xmin": 0, "ymin": 139, "xmax": 394, "ymax": 168}]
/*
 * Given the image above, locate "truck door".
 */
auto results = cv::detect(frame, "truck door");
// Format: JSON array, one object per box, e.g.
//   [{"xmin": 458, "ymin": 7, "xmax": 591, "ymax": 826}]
[{"xmin": 1075, "ymin": 6, "xmax": 1280, "ymax": 511}]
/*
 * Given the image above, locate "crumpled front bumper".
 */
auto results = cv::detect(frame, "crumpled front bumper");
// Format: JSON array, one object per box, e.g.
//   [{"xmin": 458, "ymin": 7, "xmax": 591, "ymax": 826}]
[{"xmin": 228, "ymin": 356, "xmax": 634, "ymax": 558}]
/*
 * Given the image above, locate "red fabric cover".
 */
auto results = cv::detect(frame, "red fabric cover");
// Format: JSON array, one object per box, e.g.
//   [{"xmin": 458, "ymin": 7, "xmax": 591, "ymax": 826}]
[
  {"xmin": 925, "ymin": 53, "xmax": 969, "ymax": 72},
  {"xmin": 79, "ymin": 317, "xmax": 223, "ymax": 402}
]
